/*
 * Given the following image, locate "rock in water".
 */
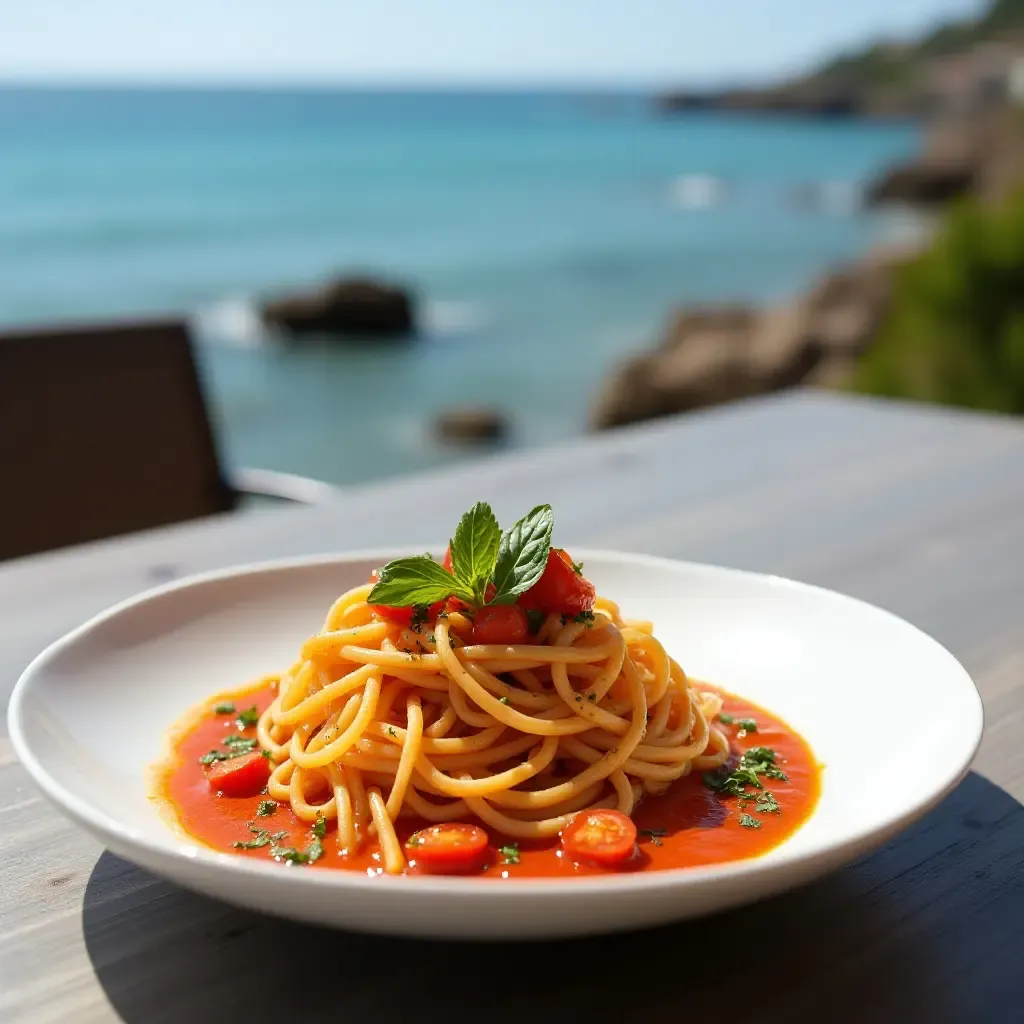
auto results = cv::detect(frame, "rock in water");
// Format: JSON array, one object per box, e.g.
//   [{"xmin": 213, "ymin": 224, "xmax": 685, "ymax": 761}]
[
  {"xmin": 262, "ymin": 277, "xmax": 416, "ymax": 338},
  {"xmin": 866, "ymin": 160, "xmax": 975, "ymax": 206},
  {"xmin": 590, "ymin": 247, "xmax": 908, "ymax": 430},
  {"xmin": 434, "ymin": 407, "xmax": 508, "ymax": 445}
]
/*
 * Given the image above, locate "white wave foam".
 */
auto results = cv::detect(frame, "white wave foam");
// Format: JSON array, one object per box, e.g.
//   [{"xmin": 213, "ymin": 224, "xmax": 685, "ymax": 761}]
[
  {"xmin": 193, "ymin": 296, "xmax": 270, "ymax": 348},
  {"xmin": 422, "ymin": 299, "xmax": 490, "ymax": 338},
  {"xmin": 195, "ymin": 294, "xmax": 489, "ymax": 346},
  {"xmin": 668, "ymin": 174, "xmax": 727, "ymax": 210},
  {"xmin": 787, "ymin": 180, "xmax": 863, "ymax": 215}
]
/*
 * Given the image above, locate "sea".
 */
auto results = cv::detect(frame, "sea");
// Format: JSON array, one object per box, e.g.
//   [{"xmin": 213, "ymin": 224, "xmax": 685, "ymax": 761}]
[{"xmin": 0, "ymin": 87, "xmax": 923, "ymax": 485}]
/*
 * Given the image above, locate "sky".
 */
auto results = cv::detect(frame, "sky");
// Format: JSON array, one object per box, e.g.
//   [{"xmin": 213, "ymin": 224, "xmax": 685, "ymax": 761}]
[{"xmin": 0, "ymin": 0, "xmax": 987, "ymax": 88}]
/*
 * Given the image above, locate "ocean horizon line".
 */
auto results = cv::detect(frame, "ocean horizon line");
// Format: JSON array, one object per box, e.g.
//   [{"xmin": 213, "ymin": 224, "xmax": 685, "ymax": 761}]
[{"xmin": 0, "ymin": 76, "xmax": 774, "ymax": 97}]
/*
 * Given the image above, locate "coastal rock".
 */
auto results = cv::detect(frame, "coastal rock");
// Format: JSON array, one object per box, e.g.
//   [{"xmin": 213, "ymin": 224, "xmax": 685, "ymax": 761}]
[
  {"xmin": 262, "ymin": 277, "xmax": 416, "ymax": 338},
  {"xmin": 867, "ymin": 108, "xmax": 1024, "ymax": 207},
  {"xmin": 657, "ymin": 88, "xmax": 865, "ymax": 118},
  {"xmin": 434, "ymin": 406, "xmax": 508, "ymax": 445},
  {"xmin": 865, "ymin": 159, "xmax": 976, "ymax": 206},
  {"xmin": 591, "ymin": 249, "xmax": 906, "ymax": 430}
]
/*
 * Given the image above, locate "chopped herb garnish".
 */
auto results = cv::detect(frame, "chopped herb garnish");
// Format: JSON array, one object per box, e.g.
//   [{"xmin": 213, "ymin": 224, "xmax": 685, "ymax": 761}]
[
  {"xmin": 639, "ymin": 828, "xmax": 668, "ymax": 847},
  {"xmin": 572, "ymin": 610, "xmax": 596, "ymax": 626},
  {"xmin": 736, "ymin": 717, "xmax": 758, "ymax": 734},
  {"xmin": 223, "ymin": 734, "xmax": 257, "ymax": 750},
  {"xmin": 738, "ymin": 813, "xmax": 762, "ymax": 829},
  {"xmin": 256, "ymin": 800, "xmax": 277, "ymax": 817},
  {"xmin": 570, "ymin": 559, "xmax": 584, "ymax": 576},
  {"xmin": 410, "ymin": 604, "xmax": 430, "ymax": 631},
  {"xmin": 213, "ymin": 702, "xmax": 236, "ymax": 715},
  {"xmin": 717, "ymin": 712, "xmax": 734, "ymax": 725},
  {"xmin": 235, "ymin": 705, "xmax": 260, "ymax": 729},
  {"xmin": 755, "ymin": 791, "xmax": 781, "ymax": 815},
  {"xmin": 587, "ymin": 692, "xmax": 597, "ymax": 702},
  {"xmin": 427, "ymin": 633, "xmax": 436, "ymax": 644},
  {"xmin": 387, "ymin": 726, "xmax": 397, "ymax": 737},
  {"xmin": 704, "ymin": 747, "xmax": 787, "ymax": 795},
  {"xmin": 498, "ymin": 843, "xmax": 520, "ymax": 865},
  {"xmin": 525, "ymin": 608, "xmax": 546, "ymax": 636},
  {"xmin": 407, "ymin": 837, "xmax": 421, "ymax": 847},
  {"xmin": 232, "ymin": 823, "xmax": 287, "ymax": 849},
  {"xmin": 499, "ymin": 696, "xmax": 510, "ymax": 705},
  {"xmin": 261, "ymin": 749, "xmax": 273, "ymax": 759},
  {"xmin": 270, "ymin": 843, "xmax": 317, "ymax": 865},
  {"xmin": 311, "ymin": 815, "xmax": 327, "ymax": 838},
  {"xmin": 198, "ymin": 735, "xmax": 260, "ymax": 765}
]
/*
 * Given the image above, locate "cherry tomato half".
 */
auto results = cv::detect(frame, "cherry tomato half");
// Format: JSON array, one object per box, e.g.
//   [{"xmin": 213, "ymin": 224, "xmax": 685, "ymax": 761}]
[
  {"xmin": 560, "ymin": 809, "xmax": 638, "ymax": 867},
  {"xmin": 471, "ymin": 603, "xmax": 529, "ymax": 645},
  {"xmin": 518, "ymin": 549, "xmax": 596, "ymax": 616},
  {"xmin": 406, "ymin": 823, "xmax": 489, "ymax": 873},
  {"xmin": 206, "ymin": 751, "xmax": 271, "ymax": 797},
  {"xmin": 367, "ymin": 569, "xmax": 444, "ymax": 628}
]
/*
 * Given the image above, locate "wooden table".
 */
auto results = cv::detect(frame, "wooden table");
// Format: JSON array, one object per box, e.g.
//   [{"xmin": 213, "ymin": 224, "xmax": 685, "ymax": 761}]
[{"xmin": 2, "ymin": 391, "xmax": 1022, "ymax": 1023}]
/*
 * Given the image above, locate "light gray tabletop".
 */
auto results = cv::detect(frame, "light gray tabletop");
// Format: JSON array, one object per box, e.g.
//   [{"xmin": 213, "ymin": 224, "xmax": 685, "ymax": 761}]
[{"xmin": 2, "ymin": 391, "xmax": 1022, "ymax": 1023}]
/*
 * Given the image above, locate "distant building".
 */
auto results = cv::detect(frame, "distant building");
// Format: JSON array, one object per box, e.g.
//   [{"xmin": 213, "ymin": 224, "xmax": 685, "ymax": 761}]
[{"xmin": 923, "ymin": 43, "xmax": 1024, "ymax": 114}]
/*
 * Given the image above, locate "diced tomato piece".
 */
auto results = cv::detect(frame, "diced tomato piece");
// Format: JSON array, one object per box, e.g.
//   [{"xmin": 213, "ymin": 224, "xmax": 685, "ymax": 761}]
[
  {"xmin": 471, "ymin": 603, "xmax": 529, "ymax": 645},
  {"xmin": 406, "ymin": 823, "xmax": 489, "ymax": 874},
  {"xmin": 560, "ymin": 809, "xmax": 637, "ymax": 867},
  {"xmin": 206, "ymin": 751, "xmax": 271, "ymax": 797},
  {"xmin": 518, "ymin": 549, "xmax": 596, "ymax": 616},
  {"xmin": 367, "ymin": 569, "xmax": 444, "ymax": 627}
]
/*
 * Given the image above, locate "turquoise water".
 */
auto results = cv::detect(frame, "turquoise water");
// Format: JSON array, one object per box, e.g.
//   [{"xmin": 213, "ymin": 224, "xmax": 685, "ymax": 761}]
[{"xmin": 0, "ymin": 88, "xmax": 921, "ymax": 484}]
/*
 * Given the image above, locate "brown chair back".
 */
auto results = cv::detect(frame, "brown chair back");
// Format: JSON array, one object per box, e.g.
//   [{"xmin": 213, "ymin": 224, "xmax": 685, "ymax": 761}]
[{"xmin": 0, "ymin": 318, "xmax": 236, "ymax": 560}]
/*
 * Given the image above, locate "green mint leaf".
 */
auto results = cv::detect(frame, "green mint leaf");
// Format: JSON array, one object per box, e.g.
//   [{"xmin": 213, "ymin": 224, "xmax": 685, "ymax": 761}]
[
  {"xmin": 449, "ymin": 502, "xmax": 501, "ymax": 603},
  {"xmin": 489, "ymin": 504, "xmax": 554, "ymax": 604},
  {"xmin": 256, "ymin": 800, "xmax": 277, "ymax": 817},
  {"xmin": 738, "ymin": 813, "xmax": 762, "ymax": 829},
  {"xmin": 312, "ymin": 815, "xmax": 327, "ymax": 838},
  {"xmin": 736, "ymin": 717, "xmax": 758, "ymax": 733},
  {"xmin": 367, "ymin": 555, "xmax": 471, "ymax": 608},
  {"xmin": 213, "ymin": 702, "xmax": 236, "ymax": 715}
]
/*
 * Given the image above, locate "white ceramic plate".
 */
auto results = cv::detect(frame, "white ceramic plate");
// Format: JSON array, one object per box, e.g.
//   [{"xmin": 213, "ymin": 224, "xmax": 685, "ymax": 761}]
[{"xmin": 9, "ymin": 550, "xmax": 983, "ymax": 939}]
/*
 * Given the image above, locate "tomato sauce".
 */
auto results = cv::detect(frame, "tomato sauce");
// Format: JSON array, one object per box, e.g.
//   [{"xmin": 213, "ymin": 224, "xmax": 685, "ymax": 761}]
[{"xmin": 157, "ymin": 684, "xmax": 820, "ymax": 878}]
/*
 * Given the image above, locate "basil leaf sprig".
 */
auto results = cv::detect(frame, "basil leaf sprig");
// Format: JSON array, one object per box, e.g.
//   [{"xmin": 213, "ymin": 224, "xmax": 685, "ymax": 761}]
[{"xmin": 367, "ymin": 502, "xmax": 554, "ymax": 610}]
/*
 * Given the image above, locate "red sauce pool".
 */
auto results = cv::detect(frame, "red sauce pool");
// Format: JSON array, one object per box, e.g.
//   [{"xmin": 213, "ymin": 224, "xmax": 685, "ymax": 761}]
[{"xmin": 157, "ymin": 684, "xmax": 820, "ymax": 878}]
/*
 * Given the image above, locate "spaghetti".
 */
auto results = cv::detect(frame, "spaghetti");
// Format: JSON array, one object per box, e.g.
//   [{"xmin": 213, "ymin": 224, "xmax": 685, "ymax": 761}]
[{"xmin": 254, "ymin": 583, "xmax": 731, "ymax": 876}]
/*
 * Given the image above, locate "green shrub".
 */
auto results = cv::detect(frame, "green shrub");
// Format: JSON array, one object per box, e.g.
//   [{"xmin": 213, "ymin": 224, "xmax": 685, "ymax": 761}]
[{"xmin": 856, "ymin": 189, "xmax": 1024, "ymax": 414}]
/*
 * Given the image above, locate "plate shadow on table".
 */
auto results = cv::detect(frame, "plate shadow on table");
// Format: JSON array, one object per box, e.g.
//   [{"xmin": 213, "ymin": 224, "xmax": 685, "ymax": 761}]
[{"xmin": 82, "ymin": 771, "xmax": 1023, "ymax": 1024}]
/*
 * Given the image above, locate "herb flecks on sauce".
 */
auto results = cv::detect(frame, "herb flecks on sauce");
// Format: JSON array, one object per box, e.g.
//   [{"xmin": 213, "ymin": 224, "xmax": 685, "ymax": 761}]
[
  {"xmin": 235, "ymin": 705, "xmax": 260, "ymax": 729},
  {"xmin": 199, "ymin": 734, "xmax": 260, "ymax": 764},
  {"xmin": 498, "ymin": 843, "xmax": 520, "ymax": 865},
  {"xmin": 639, "ymin": 828, "xmax": 668, "ymax": 847},
  {"xmin": 705, "ymin": 745, "xmax": 789, "ymax": 827}
]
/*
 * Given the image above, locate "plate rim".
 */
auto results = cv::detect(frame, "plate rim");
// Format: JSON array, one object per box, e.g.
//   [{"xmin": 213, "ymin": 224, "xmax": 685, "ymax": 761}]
[{"xmin": 8, "ymin": 547, "xmax": 985, "ymax": 899}]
